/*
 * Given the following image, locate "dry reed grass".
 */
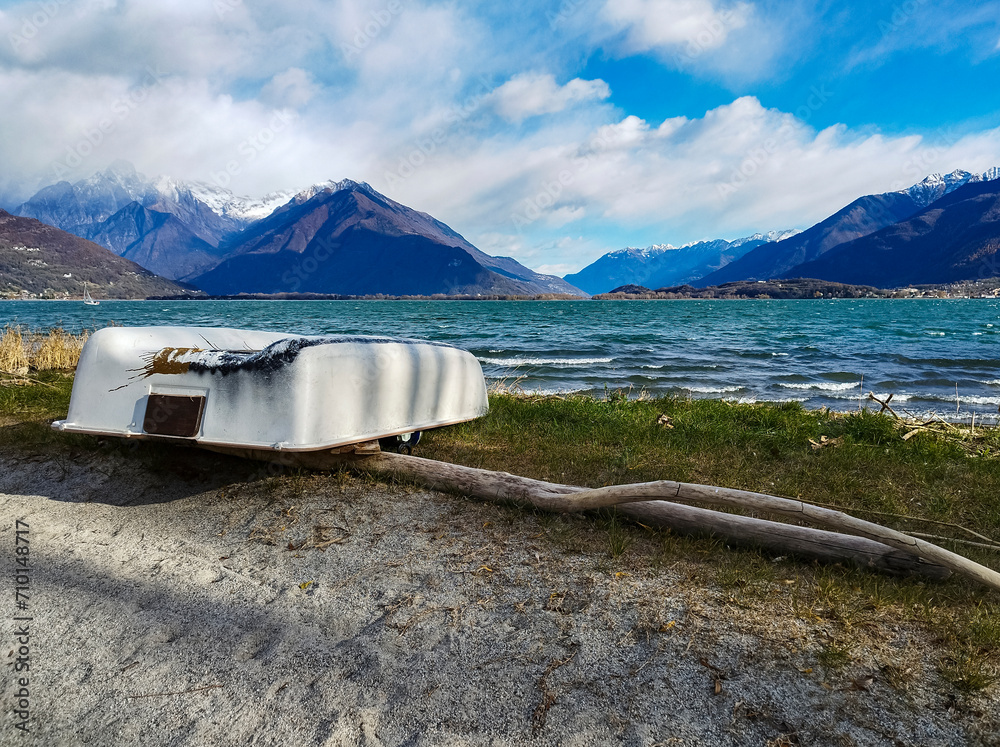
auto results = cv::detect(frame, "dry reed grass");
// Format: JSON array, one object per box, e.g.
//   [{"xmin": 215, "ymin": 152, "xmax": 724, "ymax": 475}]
[
  {"xmin": 0, "ymin": 327, "xmax": 30, "ymax": 374},
  {"xmin": 0, "ymin": 326, "xmax": 88, "ymax": 373}
]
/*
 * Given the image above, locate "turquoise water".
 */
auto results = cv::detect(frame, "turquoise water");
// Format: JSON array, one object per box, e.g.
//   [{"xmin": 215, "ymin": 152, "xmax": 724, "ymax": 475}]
[{"xmin": 3, "ymin": 298, "xmax": 1000, "ymax": 422}]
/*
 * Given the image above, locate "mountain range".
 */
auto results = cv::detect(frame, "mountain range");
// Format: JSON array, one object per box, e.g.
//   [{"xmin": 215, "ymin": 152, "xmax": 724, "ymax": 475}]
[
  {"xmin": 697, "ymin": 169, "xmax": 995, "ymax": 287},
  {"xmin": 9, "ymin": 161, "xmax": 1000, "ymax": 298},
  {"xmin": 570, "ymin": 168, "xmax": 1000, "ymax": 293},
  {"xmin": 14, "ymin": 162, "xmax": 584, "ymax": 297},
  {"xmin": 787, "ymin": 177, "xmax": 1000, "ymax": 287},
  {"xmin": 563, "ymin": 230, "xmax": 798, "ymax": 296}
]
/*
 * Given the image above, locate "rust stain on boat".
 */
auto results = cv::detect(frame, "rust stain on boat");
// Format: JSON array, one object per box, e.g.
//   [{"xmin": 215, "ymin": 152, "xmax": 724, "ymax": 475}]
[{"xmin": 133, "ymin": 347, "xmax": 205, "ymax": 377}]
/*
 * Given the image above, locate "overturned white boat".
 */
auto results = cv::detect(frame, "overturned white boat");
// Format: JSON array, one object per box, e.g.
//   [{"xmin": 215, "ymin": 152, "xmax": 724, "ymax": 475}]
[{"xmin": 53, "ymin": 326, "xmax": 488, "ymax": 453}]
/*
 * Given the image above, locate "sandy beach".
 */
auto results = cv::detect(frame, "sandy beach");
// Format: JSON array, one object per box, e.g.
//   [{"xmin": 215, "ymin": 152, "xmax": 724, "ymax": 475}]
[{"xmin": 2, "ymin": 442, "xmax": 998, "ymax": 746}]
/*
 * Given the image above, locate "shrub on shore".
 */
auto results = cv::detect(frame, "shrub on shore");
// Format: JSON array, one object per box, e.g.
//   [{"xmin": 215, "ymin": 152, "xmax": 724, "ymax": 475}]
[
  {"xmin": 0, "ymin": 325, "xmax": 88, "ymax": 373},
  {"xmin": 0, "ymin": 326, "xmax": 29, "ymax": 373}
]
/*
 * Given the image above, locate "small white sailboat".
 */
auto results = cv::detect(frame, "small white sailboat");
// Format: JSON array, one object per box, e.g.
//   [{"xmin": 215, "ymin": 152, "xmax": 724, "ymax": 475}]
[
  {"xmin": 83, "ymin": 283, "xmax": 99, "ymax": 306},
  {"xmin": 53, "ymin": 326, "xmax": 489, "ymax": 455}
]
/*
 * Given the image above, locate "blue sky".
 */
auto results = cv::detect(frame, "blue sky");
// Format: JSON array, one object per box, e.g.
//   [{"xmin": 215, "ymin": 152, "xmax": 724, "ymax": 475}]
[{"xmin": 0, "ymin": 0, "xmax": 998, "ymax": 275}]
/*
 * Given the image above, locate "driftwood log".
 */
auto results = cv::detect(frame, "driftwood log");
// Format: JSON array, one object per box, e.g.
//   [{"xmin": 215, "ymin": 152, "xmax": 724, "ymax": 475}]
[
  {"xmin": 208, "ymin": 444, "xmax": 981, "ymax": 584},
  {"xmin": 578, "ymin": 481, "xmax": 1000, "ymax": 591}
]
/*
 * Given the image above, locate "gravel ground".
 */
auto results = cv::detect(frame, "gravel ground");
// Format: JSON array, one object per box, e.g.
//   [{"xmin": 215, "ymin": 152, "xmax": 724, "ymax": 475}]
[{"xmin": 1, "ymin": 444, "xmax": 998, "ymax": 746}]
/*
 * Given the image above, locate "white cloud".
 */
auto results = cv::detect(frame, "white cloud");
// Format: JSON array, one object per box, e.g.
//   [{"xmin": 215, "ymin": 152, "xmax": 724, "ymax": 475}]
[
  {"xmin": 490, "ymin": 73, "xmax": 611, "ymax": 123},
  {"xmin": 602, "ymin": 0, "xmax": 752, "ymax": 55},
  {"xmin": 0, "ymin": 65, "xmax": 366, "ymax": 200},
  {"xmin": 535, "ymin": 263, "xmax": 581, "ymax": 277},
  {"xmin": 0, "ymin": 1, "xmax": 263, "ymax": 78},
  {"xmin": 260, "ymin": 68, "xmax": 320, "ymax": 109},
  {"xmin": 592, "ymin": 0, "xmax": 792, "ymax": 83},
  {"xmin": 471, "ymin": 232, "xmax": 599, "ymax": 277},
  {"xmin": 0, "ymin": 0, "xmax": 483, "ymax": 200},
  {"xmin": 374, "ymin": 96, "xmax": 1000, "ymax": 272}
]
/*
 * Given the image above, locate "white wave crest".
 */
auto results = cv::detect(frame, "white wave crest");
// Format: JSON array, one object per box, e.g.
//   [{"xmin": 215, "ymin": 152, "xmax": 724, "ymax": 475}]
[
  {"xmin": 868, "ymin": 392, "xmax": 911, "ymax": 402},
  {"xmin": 479, "ymin": 356, "xmax": 613, "ymax": 366},
  {"xmin": 685, "ymin": 385, "xmax": 743, "ymax": 394},
  {"xmin": 953, "ymin": 395, "xmax": 1000, "ymax": 406},
  {"xmin": 915, "ymin": 393, "xmax": 1000, "ymax": 406},
  {"xmin": 734, "ymin": 396, "xmax": 806, "ymax": 405},
  {"xmin": 777, "ymin": 381, "xmax": 860, "ymax": 392}
]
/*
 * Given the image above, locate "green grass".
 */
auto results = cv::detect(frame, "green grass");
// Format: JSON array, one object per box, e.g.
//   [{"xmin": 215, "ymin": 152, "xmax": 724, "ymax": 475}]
[
  {"xmin": 420, "ymin": 393, "xmax": 1000, "ymax": 593},
  {"xmin": 3, "ymin": 377, "xmax": 1000, "ymax": 692},
  {"xmin": 0, "ymin": 370, "xmax": 74, "ymax": 422},
  {"xmin": 421, "ymin": 393, "xmax": 1000, "ymax": 531},
  {"xmin": 0, "ymin": 372, "xmax": 105, "ymax": 455},
  {"xmin": 817, "ymin": 642, "xmax": 852, "ymax": 669}
]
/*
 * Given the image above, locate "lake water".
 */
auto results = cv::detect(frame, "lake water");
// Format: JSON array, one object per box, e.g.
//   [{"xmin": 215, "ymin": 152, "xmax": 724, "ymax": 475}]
[{"xmin": 3, "ymin": 298, "xmax": 999, "ymax": 422}]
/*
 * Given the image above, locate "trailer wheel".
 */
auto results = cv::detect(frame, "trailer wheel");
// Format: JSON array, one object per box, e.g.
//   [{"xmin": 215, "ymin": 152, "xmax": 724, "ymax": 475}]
[{"xmin": 379, "ymin": 431, "xmax": 422, "ymax": 454}]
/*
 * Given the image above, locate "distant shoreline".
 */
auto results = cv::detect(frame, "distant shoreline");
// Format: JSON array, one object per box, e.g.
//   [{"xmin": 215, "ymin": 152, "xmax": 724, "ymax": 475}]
[
  {"xmin": 4, "ymin": 274, "xmax": 1000, "ymax": 302},
  {"xmin": 591, "ymin": 277, "xmax": 1000, "ymax": 300},
  {"xmin": 134, "ymin": 276, "xmax": 1000, "ymax": 301},
  {"xmin": 5, "ymin": 294, "xmax": 1000, "ymax": 302}
]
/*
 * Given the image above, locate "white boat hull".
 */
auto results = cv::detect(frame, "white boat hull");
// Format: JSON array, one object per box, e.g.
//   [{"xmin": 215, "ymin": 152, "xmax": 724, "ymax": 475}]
[{"xmin": 53, "ymin": 326, "xmax": 489, "ymax": 451}]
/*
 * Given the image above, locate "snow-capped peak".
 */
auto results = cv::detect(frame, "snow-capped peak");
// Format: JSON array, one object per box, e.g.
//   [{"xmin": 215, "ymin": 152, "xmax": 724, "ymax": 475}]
[
  {"xmin": 291, "ymin": 178, "xmax": 381, "ymax": 202},
  {"xmin": 900, "ymin": 169, "xmax": 976, "ymax": 208},
  {"xmin": 150, "ymin": 174, "xmax": 189, "ymax": 203},
  {"xmin": 608, "ymin": 244, "xmax": 675, "ymax": 259},
  {"xmin": 678, "ymin": 229, "xmax": 799, "ymax": 250},
  {"xmin": 73, "ymin": 162, "xmax": 375, "ymax": 225},
  {"xmin": 282, "ymin": 180, "xmax": 341, "ymax": 206},
  {"xmin": 246, "ymin": 179, "xmax": 361, "ymax": 215},
  {"xmin": 749, "ymin": 228, "xmax": 800, "ymax": 243},
  {"xmin": 182, "ymin": 182, "xmax": 302, "ymax": 223},
  {"xmin": 895, "ymin": 166, "xmax": 1000, "ymax": 208},
  {"xmin": 773, "ymin": 229, "xmax": 800, "ymax": 241},
  {"xmin": 180, "ymin": 177, "xmax": 376, "ymax": 224},
  {"xmin": 970, "ymin": 166, "xmax": 1000, "ymax": 184},
  {"xmin": 81, "ymin": 160, "xmax": 150, "ymax": 197}
]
